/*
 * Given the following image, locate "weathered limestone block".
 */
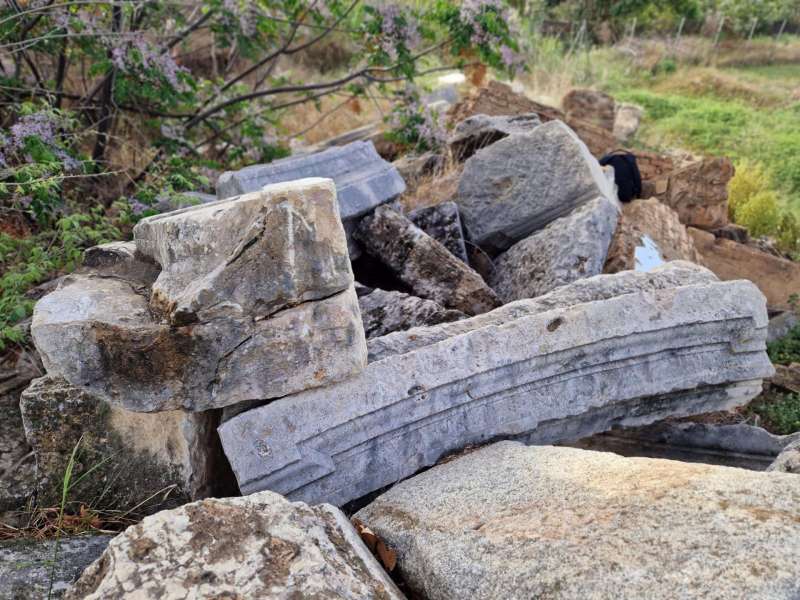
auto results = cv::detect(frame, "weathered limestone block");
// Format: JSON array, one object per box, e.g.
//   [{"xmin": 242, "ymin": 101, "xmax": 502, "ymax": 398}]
[
  {"xmin": 456, "ymin": 120, "xmax": 616, "ymax": 254},
  {"xmin": 356, "ymin": 206, "xmax": 499, "ymax": 315},
  {"xmin": 67, "ymin": 491, "xmax": 404, "ymax": 600},
  {"xmin": 565, "ymin": 116, "xmax": 617, "ymax": 157},
  {"xmin": 82, "ymin": 240, "xmax": 160, "ymax": 285},
  {"xmin": 392, "ymin": 151, "xmax": 444, "ymax": 183},
  {"xmin": 490, "ymin": 196, "xmax": 619, "ymax": 302},
  {"xmin": 368, "ymin": 261, "xmax": 717, "ymax": 362},
  {"xmin": 216, "ymin": 140, "xmax": 406, "ymax": 221},
  {"xmin": 562, "ymin": 88, "xmax": 616, "ymax": 131},
  {"xmin": 449, "ymin": 113, "xmax": 540, "ymax": 160},
  {"xmin": 604, "ymin": 197, "xmax": 702, "ymax": 273},
  {"xmin": 32, "ymin": 275, "xmax": 366, "ymax": 412},
  {"xmin": 220, "ymin": 276, "xmax": 772, "ymax": 506},
  {"xmin": 407, "ymin": 201, "xmax": 469, "ymax": 263},
  {"xmin": 769, "ymin": 311, "xmax": 799, "ymax": 343},
  {"xmin": 135, "ymin": 178, "xmax": 353, "ymax": 324},
  {"xmin": 658, "ymin": 157, "xmax": 735, "ymax": 230},
  {"xmin": 359, "ymin": 288, "xmax": 465, "ymax": 339},
  {"xmin": 690, "ymin": 227, "xmax": 800, "ymax": 310},
  {"xmin": 20, "ymin": 376, "xmax": 221, "ymax": 513},
  {"xmin": 448, "ymin": 80, "xmax": 564, "ymax": 125},
  {"xmin": 614, "ymin": 102, "xmax": 643, "ymax": 142},
  {"xmin": 636, "ymin": 150, "xmax": 675, "ymax": 198},
  {"xmin": 0, "ymin": 535, "xmax": 112, "ymax": 600},
  {"xmin": 773, "ymin": 363, "xmax": 800, "ymax": 393},
  {"xmin": 768, "ymin": 439, "xmax": 800, "ymax": 474},
  {"xmin": 356, "ymin": 442, "xmax": 800, "ymax": 600}
]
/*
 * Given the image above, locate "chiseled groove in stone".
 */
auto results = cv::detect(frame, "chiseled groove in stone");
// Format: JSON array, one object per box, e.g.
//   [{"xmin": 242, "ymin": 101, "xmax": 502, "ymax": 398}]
[
  {"xmin": 220, "ymin": 281, "xmax": 772, "ymax": 506},
  {"xmin": 254, "ymin": 334, "xmax": 763, "ymax": 503}
]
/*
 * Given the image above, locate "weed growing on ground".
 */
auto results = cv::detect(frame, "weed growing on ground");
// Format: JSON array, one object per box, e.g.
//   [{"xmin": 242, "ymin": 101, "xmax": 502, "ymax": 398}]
[
  {"xmin": 745, "ymin": 392, "xmax": 800, "ymax": 435},
  {"xmin": 768, "ymin": 325, "xmax": 800, "ymax": 366}
]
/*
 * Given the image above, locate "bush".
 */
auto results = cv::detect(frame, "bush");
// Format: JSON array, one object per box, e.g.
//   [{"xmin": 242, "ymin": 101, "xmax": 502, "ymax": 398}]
[{"xmin": 768, "ymin": 324, "xmax": 800, "ymax": 366}]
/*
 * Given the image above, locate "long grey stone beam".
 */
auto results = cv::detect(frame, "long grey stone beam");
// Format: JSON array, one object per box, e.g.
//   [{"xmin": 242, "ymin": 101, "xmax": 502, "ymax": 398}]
[{"xmin": 219, "ymin": 278, "xmax": 773, "ymax": 506}]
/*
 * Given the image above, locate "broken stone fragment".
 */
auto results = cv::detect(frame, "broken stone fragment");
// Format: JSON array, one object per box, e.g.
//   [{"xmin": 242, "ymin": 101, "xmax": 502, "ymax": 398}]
[
  {"xmin": 82, "ymin": 240, "xmax": 161, "ymax": 285},
  {"xmin": 768, "ymin": 438, "xmax": 800, "ymax": 474},
  {"xmin": 490, "ymin": 195, "xmax": 619, "ymax": 302},
  {"xmin": 20, "ymin": 376, "xmax": 222, "ymax": 513},
  {"xmin": 134, "ymin": 178, "xmax": 353, "ymax": 325},
  {"xmin": 449, "ymin": 113, "xmax": 541, "ymax": 160},
  {"xmin": 448, "ymin": 80, "xmax": 564, "ymax": 125},
  {"xmin": 66, "ymin": 491, "xmax": 404, "ymax": 600},
  {"xmin": 0, "ymin": 535, "xmax": 112, "ymax": 600},
  {"xmin": 613, "ymin": 102, "xmax": 643, "ymax": 142},
  {"xmin": 689, "ymin": 227, "xmax": 800, "ymax": 310},
  {"xmin": 562, "ymin": 88, "xmax": 616, "ymax": 131},
  {"xmin": 356, "ymin": 206, "xmax": 499, "ymax": 315},
  {"xmin": 657, "ymin": 157, "xmax": 735, "ymax": 230},
  {"xmin": 216, "ymin": 141, "xmax": 405, "ymax": 258},
  {"xmin": 368, "ymin": 261, "xmax": 717, "ymax": 362},
  {"xmin": 407, "ymin": 200, "xmax": 469, "ymax": 263},
  {"xmin": 355, "ymin": 441, "xmax": 800, "ymax": 600},
  {"xmin": 772, "ymin": 363, "xmax": 800, "ymax": 394},
  {"xmin": 604, "ymin": 197, "xmax": 702, "ymax": 273},
  {"xmin": 456, "ymin": 120, "xmax": 616, "ymax": 255},
  {"xmin": 220, "ymin": 274, "xmax": 772, "ymax": 506},
  {"xmin": 31, "ymin": 275, "xmax": 366, "ymax": 412},
  {"xmin": 359, "ymin": 288, "xmax": 465, "ymax": 339}
]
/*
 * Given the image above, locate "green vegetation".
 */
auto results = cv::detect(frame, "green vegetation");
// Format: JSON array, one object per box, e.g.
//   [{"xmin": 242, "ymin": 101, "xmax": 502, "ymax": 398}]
[
  {"xmin": 768, "ymin": 324, "xmax": 800, "ymax": 365},
  {"xmin": 745, "ymin": 391, "xmax": 800, "ymax": 435}
]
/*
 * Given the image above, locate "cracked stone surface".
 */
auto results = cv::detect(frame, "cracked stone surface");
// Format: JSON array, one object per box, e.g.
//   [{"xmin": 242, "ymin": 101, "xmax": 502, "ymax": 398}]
[
  {"xmin": 448, "ymin": 113, "xmax": 541, "ymax": 160},
  {"xmin": 356, "ymin": 206, "xmax": 499, "ymax": 315},
  {"xmin": 407, "ymin": 201, "xmax": 470, "ymax": 264},
  {"xmin": 359, "ymin": 288, "xmax": 465, "ymax": 339},
  {"xmin": 356, "ymin": 441, "xmax": 800, "ymax": 600},
  {"xmin": 20, "ymin": 376, "xmax": 222, "ymax": 512},
  {"xmin": 66, "ymin": 491, "xmax": 404, "ymax": 600},
  {"xmin": 490, "ymin": 195, "xmax": 619, "ymax": 302},
  {"xmin": 455, "ymin": 120, "xmax": 616, "ymax": 255},
  {"xmin": 220, "ymin": 272, "xmax": 772, "ymax": 506},
  {"xmin": 0, "ymin": 535, "xmax": 112, "ymax": 600},
  {"xmin": 31, "ymin": 178, "xmax": 367, "ymax": 412}
]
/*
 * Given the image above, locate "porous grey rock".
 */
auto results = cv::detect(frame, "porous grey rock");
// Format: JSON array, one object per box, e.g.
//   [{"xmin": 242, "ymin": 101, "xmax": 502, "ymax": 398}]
[
  {"xmin": 490, "ymin": 195, "xmax": 619, "ymax": 301},
  {"xmin": 768, "ymin": 439, "xmax": 800, "ymax": 474},
  {"xmin": 216, "ymin": 140, "xmax": 405, "ymax": 223},
  {"xmin": 614, "ymin": 102, "xmax": 643, "ymax": 142},
  {"xmin": 562, "ymin": 88, "xmax": 616, "ymax": 131},
  {"xmin": 356, "ymin": 206, "xmax": 499, "ymax": 315},
  {"xmin": 392, "ymin": 152, "xmax": 444, "ymax": 183},
  {"xmin": 32, "ymin": 178, "xmax": 367, "ymax": 413},
  {"xmin": 220, "ymin": 276, "xmax": 772, "ymax": 506},
  {"xmin": 66, "ymin": 491, "xmax": 404, "ymax": 600},
  {"xmin": 356, "ymin": 441, "xmax": 800, "ymax": 600},
  {"xmin": 20, "ymin": 376, "xmax": 221, "ymax": 513},
  {"xmin": 768, "ymin": 311, "xmax": 799, "ymax": 343},
  {"xmin": 407, "ymin": 201, "xmax": 469, "ymax": 263},
  {"xmin": 449, "ymin": 113, "xmax": 541, "ymax": 160},
  {"xmin": 368, "ymin": 261, "xmax": 717, "ymax": 362},
  {"xmin": 134, "ymin": 178, "xmax": 353, "ymax": 325},
  {"xmin": 359, "ymin": 288, "xmax": 465, "ymax": 339},
  {"xmin": 0, "ymin": 535, "xmax": 112, "ymax": 600},
  {"xmin": 32, "ymin": 275, "xmax": 366, "ymax": 412},
  {"xmin": 456, "ymin": 120, "xmax": 616, "ymax": 254}
]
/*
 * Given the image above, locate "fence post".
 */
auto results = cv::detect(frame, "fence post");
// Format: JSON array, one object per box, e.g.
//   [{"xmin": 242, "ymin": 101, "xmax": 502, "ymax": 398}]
[
  {"xmin": 770, "ymin": 18, "xmax": 788, "ymax": 62},
  {"xmin": 672, "ymin": 16, "xmax": 686, "ymax": 54},
  {"xmin": 747, "ymin": 17, "xmax": 758, "ymax": 43}
]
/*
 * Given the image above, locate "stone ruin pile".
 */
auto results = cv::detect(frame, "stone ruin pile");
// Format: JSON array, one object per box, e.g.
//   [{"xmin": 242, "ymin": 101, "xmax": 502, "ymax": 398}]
[{"xmin": 5, "ymin": 82, "xmax": 800, "ymax": 599}]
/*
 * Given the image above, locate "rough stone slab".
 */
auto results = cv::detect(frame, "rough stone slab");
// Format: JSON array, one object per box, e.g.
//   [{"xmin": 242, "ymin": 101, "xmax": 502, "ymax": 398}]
[
  {"xmin": 572, "ymin": 421, "xmax": 800, "ymax": 471},
  {"xmin": 359, "ymin": 288, "xmax": 465, "ymax": 339},
  {"xmin": 220, "ymin": 277, "xmax": 772, "ymax": 506},
  {"xmin": 20, "ymin": 376, "xmax": 222, "ymax": 513},
  {"xmin": 449, "ymin": 113, "xmax": 541, "ymax": 160},
  {"xmin": 356, "ymin": 206, "xmax": 499, "ymax": 315},
  {"xmin": 32, "ymin": 275, "xmax": 366, "ymax": 411},
  {"xmin": 0, "ymin": 535, "xmax": 112, "ymax": 600},
  {"xmin": 773, "ymin": 363, "xmax": 800, "ymax": 393},
  {"xmin": 604, "ymin": 197, "xmax": 702, "ymax": 273},
  {"xmin": 659, "ymin": 158, "xmax": 734, "ymax": 230},
  {"xmin": 562, "ymin": 88, "xmax": 616, "ymax": 131},
  {"xmin": 82, "ymin": 241, "xmax": 161, "ymax": 285},
  {"xmin": 407, "ymin": 201, "xmax": 469, "ymax": 263},
  {"xmin": 490, "ymin": 195, "xmax": 619, "ymax": 302},
  {"xmin": 448, "ymin": 80, "xmax": 564, "ymax": 125},
  {"xmin": 66, "ymin": 491, "xmax": 404, "ymax": 600},
  {"xmin": 134, "ymin": 178, "xmax": 353, "ymax": 324},
  {"xmin": 216, "ymin": 141, "xmax": 406, "ymax": 221},
  {"xmin": 613, "ymin": 102, "xmax": 643, "ymax": 142},
  {"xmin": 368, "ymin": 261, "xmax": 717, "ymax": 362},
  {"xmin": 690, "ymin": 227, "xmax": 800, "ymax": 310},
  {"xmin": 769, "ymin": 311, "xmax": 800, "ymax": 343},
  {"xmin": 456, "ymin": 120, "xmax": 616, "ymax": 254},
  {"xmin": 355, "ymin": 442, "xmax": 800, "ymax": 600}
]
